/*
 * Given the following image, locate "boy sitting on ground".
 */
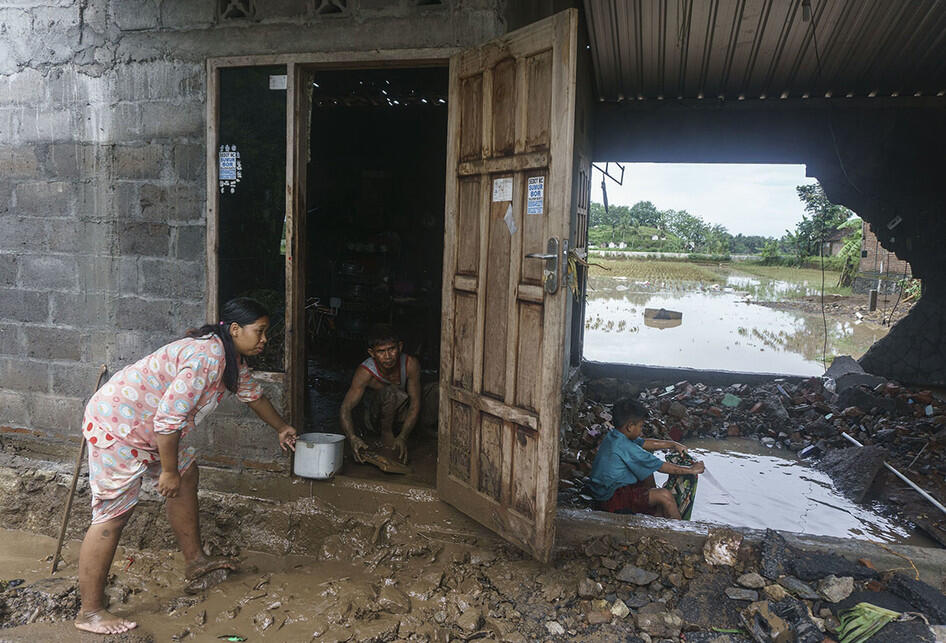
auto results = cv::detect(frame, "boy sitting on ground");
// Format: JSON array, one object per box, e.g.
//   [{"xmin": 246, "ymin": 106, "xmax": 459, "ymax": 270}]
[{"xmin": 586, "ymin": 398, "xmax": 705, "ymax": 519}]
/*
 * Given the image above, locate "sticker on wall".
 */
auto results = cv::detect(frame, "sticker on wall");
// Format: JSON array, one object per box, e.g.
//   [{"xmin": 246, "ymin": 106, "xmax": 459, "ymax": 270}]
[
  {"xmin": 218, "ymin": 144, "xmax": 242, "ymax": 194},
  {"xmin": 527, "ymin": 176, "xmax": 544, "ymax": 215},
  {"xmin": 492, "ymin": 176, "xmax": 512, "ymax": 202}
]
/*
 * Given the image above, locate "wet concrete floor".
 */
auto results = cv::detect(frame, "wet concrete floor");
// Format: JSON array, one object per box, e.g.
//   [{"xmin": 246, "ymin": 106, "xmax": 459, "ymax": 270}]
[{"xmin": 660, "ymin": 438, "xmax": 934, "ymax": 547}]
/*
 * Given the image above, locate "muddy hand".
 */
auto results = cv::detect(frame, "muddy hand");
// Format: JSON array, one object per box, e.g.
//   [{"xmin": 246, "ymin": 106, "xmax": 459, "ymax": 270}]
[
  {"xmin": 157, "ymin": 471, "xmax": 181, "ymax": 497},
  {"xmin": 393, "ymin": 436, "xmax": 409, "ymax": 464},
  {"xmin": 278, "ymin": 426, "xmax": 297, "ymax": 452},
  {"xmin": 351, "ymin": 436, "xmax": 369, "ymax": 463},
  {"xmin": 691, "ymin": 461, "xmax": 705, "ymax": 475}
]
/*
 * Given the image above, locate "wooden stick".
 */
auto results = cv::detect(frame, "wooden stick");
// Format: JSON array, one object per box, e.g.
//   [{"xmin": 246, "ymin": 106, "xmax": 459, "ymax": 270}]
[{"xmin": 51, "ymin": 364, "xmax": 107, "ymax": 574}]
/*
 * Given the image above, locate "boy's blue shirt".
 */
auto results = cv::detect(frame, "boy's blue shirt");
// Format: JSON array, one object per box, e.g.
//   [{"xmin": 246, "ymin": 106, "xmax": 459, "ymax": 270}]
[{"xmin": 585, "ymin": 429, "xmax": 664, "ymax": 501}]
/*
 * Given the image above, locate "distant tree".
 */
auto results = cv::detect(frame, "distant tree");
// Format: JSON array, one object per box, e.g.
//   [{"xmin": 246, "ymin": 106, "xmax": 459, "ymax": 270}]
[
  {"xmin": 793, "ymin": 183, "xmax": 854, "ymax": 257},
  {"xmin": 629, "ymin": 200, "xmax": 660, "ymax": 228}
]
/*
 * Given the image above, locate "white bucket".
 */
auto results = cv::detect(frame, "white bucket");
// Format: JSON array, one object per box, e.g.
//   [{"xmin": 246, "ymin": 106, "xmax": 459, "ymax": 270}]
[{"xmin": 293, "ymin": 432, "xmax": 346, "ymax": 479}]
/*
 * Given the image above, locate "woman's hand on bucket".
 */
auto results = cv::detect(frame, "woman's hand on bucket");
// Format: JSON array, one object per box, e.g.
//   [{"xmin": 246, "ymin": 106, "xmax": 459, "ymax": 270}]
[{"xmin": 278, "ymin": 426, "xmax": 298, "ymax": 452}]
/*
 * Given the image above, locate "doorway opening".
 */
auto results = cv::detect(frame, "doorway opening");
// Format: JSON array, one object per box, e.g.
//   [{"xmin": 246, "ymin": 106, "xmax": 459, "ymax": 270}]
[{"xmin": 302, "ymin": 67, "xmax": 449, "ymax": 487}]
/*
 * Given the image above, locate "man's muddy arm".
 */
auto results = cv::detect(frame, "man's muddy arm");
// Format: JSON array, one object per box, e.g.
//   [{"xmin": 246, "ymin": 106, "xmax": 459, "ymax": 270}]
[
  {"xmin": 399, "ymin": 357, "xmax": 423, "ymax": 441},
  {"xmin": 340, "ymin": 371, "xmax": 370, "ymax": 461}
]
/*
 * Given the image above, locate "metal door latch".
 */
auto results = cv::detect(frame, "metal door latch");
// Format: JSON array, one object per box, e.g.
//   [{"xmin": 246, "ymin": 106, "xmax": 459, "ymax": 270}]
[{"xmin": 526, "ymin": 237, "xmax": 560, "ymax": 294}]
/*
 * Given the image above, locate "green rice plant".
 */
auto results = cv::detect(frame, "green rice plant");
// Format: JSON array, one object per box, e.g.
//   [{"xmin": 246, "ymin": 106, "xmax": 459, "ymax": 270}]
[{"xmin": 837, "ymin": 603, "xmax": 901, "ymax": 643}]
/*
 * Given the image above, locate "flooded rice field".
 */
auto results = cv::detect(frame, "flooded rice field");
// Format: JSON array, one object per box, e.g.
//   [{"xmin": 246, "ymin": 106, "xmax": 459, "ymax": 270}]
[
  {"xmin": 583, "ymin": 265, "xmax": 888, "ymax": 375},
  {"xmin": 659, "ymin": 438, "xmax": 932, "ymax": 547}
]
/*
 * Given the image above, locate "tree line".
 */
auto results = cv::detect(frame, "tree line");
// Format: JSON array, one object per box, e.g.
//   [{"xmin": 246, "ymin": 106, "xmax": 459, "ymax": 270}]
[{"xmin": 589, "ymin": 183, "xmax": 856, "ymax": 259}]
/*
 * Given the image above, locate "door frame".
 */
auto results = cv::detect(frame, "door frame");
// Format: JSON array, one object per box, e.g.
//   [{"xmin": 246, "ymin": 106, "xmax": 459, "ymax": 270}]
[{"xmin": 205, "ymin": 49, "xmax": 454, "ymax": 430}]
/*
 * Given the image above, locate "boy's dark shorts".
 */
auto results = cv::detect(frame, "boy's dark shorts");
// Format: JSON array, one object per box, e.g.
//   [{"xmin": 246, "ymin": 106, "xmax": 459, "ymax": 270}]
[{"xmin": 597, "ymin": 475, "xmax": 657, "ymax": 515}]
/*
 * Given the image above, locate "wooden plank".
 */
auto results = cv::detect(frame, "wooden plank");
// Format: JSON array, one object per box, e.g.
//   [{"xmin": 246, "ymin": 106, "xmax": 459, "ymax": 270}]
[
  {"xmin": 439, "ymin": 473, "xmax": 539, "ymax": 552},
  {"xmin": 451, "ymin": 293, "xmax": 476, "ymax": 390},
  {"xmin": 453, "ymin": 274, "xmax": 478, "ymax": 293},
  {"xmin": 457, "ymin": 151, "xmax": 549, "ymax": 176},
  {"xmin": 448, "ymin": 385, "xmax": 538, "ymax": 431},
  {"xmin": 456, "ymin": 177, "xmax": 481, "ymax": 275},
  {"xmin": 437, "ymin": 53, "xmax": 463, "ymax": 495},
  {"xmin": 481, "ymin": 196, "xmax": 511, "ymax": 399},
  {"xmin": 502, "ymin": 172, "xmax": 524, "ymax": 405},
  {"xmin": 205, "ymin": 60, "xmax": 219, "ymax": 322},
  {"xmin": 514, "ymin": 302, "xmax": 543, "ymax": 413},
  {"xmin": 470, "ymin": 173, "xmax": 489, "ymax": 397},
  {"xmin": 517, "ymin": 283, "xmax": 545, "ymax": 303},
  {"xmin": 478, "ymin": 413, "xmax": 504, "ymax": 502},
  {"xmin": 525, "ymin": 50, "xmax": 553, "ymax": 152},
  {"xmin": 490, "ymin": 57, "xmax": 517, "ymax": 156},
  {"xmin": 459, "ymin": 76, "xmax": 483, "ymax": 162},
  {"xmin": 511, "ymin": 423, "xmax": 538, "ymax": 520},
  {"xmin": 448, "ymin": 400, "xmax": 472, "ymax": 483},
  {"xmin": 520, "ymin": 169, "xmax": 548, "ymax": 285},
  {"xmin": 286, "ymin": 62, "xmax": 309, "ymax": 434}
]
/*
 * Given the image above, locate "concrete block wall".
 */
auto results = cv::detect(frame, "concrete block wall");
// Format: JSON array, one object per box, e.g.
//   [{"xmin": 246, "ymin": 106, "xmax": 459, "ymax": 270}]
[{"xmin": 0, "ymin": 0, "xmax": 506, "ymax": 465}]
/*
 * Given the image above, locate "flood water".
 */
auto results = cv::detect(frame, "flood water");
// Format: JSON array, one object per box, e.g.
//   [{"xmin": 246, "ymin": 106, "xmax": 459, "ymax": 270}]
[
  {"xmin": 583, "ymin": 271, "xmax": 887, "ymax": 375},
  {"xmin": 659, "ymin": 438, "xmax": 931, "ymax": 546}
]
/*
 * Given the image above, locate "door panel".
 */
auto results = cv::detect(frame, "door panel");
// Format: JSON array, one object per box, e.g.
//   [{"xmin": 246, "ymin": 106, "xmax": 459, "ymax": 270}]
[{"xmin": 438, "ymin": 9, "xmax": 578, "ymax": 562}]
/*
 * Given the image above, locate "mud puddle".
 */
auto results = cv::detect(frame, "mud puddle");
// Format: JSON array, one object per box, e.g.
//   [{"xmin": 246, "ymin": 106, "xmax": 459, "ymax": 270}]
[{"xmin": 660, "ymin": 438, "xmax": 933, "ymax": 546}]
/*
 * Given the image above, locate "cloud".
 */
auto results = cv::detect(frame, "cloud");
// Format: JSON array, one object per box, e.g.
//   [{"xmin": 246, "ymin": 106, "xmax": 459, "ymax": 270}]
[{"xmin": 590, "ymin": 163, "xmax": 819, "ymax": 237}]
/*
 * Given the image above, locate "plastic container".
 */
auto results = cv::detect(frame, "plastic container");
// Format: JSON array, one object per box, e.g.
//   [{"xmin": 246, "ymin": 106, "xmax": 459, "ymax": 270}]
[{"xmin": 293, "ymin": 432, "xmax": 346, "ymax": 479}]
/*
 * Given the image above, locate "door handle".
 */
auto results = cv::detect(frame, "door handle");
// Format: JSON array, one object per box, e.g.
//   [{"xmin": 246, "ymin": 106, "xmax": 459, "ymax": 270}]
[{"xmin": 525, "ymin": 237, "xmax": 559, "ymax": 294}]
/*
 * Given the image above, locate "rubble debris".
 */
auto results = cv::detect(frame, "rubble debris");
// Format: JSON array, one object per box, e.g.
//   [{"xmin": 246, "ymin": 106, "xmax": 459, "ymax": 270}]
[
  {"xmin": 817, "ymin": 445, "xmax": 888, "ymax": 503},
  {"xmin": 817, "ymin": 575, "xmax": 855, "ymax": 603},
  {"xmin": 567, "ymin": 366, "xmax": 946, "ymax": 548},
  {"xmin": 703, "ymin": 529, "xmax": 743, "ymax": 566}
]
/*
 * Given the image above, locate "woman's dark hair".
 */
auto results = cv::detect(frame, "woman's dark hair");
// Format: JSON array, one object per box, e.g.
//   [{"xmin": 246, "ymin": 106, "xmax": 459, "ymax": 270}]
[
  {"xmin": 612, "ymin": 398, "xmax": 649, "ymax": 431},
  {"xmin": 187, "ymin": 297, "xmax": 269, "ymax": 393}
]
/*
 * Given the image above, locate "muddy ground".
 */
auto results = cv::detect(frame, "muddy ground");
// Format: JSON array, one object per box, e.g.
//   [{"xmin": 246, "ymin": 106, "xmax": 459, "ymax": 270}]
[
  {"xmin": 1, "ymin": 437, "xmax": 945, "ymax": 642},
  {"xmin": 756, "ymin": 293, "xmax": 915, "ymax": 327},
  {"xmin": 3, "ymin": 516, "xmax": 946, "ymax": 642}
]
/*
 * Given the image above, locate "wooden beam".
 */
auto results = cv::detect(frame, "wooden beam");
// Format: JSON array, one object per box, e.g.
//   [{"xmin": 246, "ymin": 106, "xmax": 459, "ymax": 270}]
[
  {"xmin": 208, "ymin": 48, "xmax": 455, "ymax": 70},
  {"xmin": 457, "ymin": 151, "xmax": 549, "ymax": 176},
  {"xmin": 205, "ymin": 60, "xmax": 220, "ymax": 322},
  {"xmin": 448, "ymin": 386, "xmax": 538, "ymax": 431}
]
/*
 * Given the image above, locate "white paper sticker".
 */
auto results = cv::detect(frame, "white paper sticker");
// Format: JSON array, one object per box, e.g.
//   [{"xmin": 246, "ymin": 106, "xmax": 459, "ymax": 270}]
[
  {"xmin": 503, "ymin": 203, "xmax": 517, "ymax": 235},
  {"xmin": 527, "ymin": 176, "xmax": 545, "ymax": 214},
  {"xmin": 269, "ymin": 74, "xmax": 287, "ymax": 90},
  {"xmin": 492, "ymin": 177, "xmax": 513, "ymax": 202}
]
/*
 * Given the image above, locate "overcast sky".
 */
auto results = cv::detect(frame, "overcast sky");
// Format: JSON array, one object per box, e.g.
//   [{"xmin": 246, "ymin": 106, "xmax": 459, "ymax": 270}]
[{"xmin": 590, "ymin": 163, "xmax": 819, "ymax": 238}]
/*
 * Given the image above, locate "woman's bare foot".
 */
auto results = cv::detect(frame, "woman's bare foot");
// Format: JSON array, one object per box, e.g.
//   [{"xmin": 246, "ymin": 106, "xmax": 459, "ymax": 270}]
[
  {"xmin": 74, "ymin": 609, "xmax": 137, "ymax": 634},
  {"xmin": 184, "ymin": 555, "xmax": 238, "ymax": 581}
]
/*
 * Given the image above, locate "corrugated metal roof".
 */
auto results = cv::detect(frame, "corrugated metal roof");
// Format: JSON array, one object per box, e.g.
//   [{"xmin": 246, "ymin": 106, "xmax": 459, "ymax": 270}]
[{"xmin": 583, "ymin": 0, "xmax": 946, "ymax": 101}]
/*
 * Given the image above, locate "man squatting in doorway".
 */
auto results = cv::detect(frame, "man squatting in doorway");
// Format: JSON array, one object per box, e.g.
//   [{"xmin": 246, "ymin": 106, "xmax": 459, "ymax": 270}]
[
  {"xmin": 339, "ymin": 324, "xmax": 437, "ymax": 465},
  {"xmin": 586, "ymin": 398, "xmax": 705, "ymax": 518}
]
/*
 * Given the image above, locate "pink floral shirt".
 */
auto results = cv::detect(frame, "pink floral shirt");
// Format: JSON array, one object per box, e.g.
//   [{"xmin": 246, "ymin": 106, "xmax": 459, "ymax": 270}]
[{"xmin": 83, "ymin": 335, "xmax": 262, "ymax": 453}]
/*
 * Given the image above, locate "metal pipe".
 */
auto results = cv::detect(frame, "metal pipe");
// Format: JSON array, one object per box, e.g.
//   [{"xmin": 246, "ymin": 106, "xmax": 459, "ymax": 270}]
[{"xmin": 841, "ymin": 431, "xmax": 946, "ymax": 516}]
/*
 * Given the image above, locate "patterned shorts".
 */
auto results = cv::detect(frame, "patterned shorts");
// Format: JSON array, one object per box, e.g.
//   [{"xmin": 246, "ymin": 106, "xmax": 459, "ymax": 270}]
[{"xmin": 85, "ymin": 419, "xmax": 196, "ymax": 524}]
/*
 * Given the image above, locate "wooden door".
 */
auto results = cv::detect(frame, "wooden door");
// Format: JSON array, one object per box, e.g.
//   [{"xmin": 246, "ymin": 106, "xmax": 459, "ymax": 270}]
[{"xmin": 438, "ymin": 9, "xmax": 578, "ymax": 562}]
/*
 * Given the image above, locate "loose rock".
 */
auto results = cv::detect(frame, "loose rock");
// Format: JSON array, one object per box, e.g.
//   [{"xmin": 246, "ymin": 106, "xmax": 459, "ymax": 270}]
[{"xmin": 817, "ymin": 575, "xmax": 854, "ymax": 603}]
